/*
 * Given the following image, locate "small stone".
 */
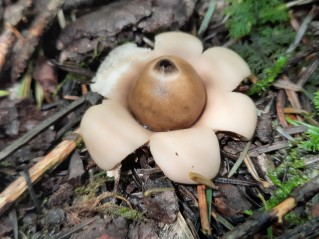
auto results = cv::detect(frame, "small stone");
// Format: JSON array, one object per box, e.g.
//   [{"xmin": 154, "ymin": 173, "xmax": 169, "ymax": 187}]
[{"xmin": 46, "ymin": 208, "xmax": 66, "ymax": 226}]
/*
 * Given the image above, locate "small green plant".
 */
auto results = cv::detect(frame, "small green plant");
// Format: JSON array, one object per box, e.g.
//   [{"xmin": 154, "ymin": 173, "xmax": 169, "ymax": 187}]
[
  {"xmin": 286, "ymin": 117, "xmax": 319, "ymax": 153},
  {"xmin": 314, "ymin": 90, "xmax": 319, "ymax": 111},
  {"xmin": 225, "ymin": 0, "xmax": 295, "ymax": 95},
  {"xmin": 225, "ymin": 0, "xmax": 289, "ymax": 39},
  {"xmin": 247, "ymin": 55, "xmax": 288, "ymax": 95},
  {"xmin": 198, "ymin": 0, "xmax": 215, "ymax": 36},
  {"xmin": 266, "ymin": 118, "xmax": 319, "ymax": 209},
  {"xmin": 299, "ymin": 128, "xmax": 319, "ymax": 152},
  {"xmin": 265, "ymin": 119, "xmax": 319, "ymax": 213},
  {"xmin": 0, "ymin": 90, "xmax": 9, "ymax": 97}
]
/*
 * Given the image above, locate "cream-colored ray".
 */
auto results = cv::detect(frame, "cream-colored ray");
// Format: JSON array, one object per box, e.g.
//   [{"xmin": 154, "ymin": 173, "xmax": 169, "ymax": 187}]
[
  {"xmin": 194, "ymin": 47, "xmax": 251, "ymax": 91},
  {"xmin": 91, "ymin": 43, "xmax": 154, "ymax": 107},
  {"xmin": 149, "ymin": 127, "xmax": 221, "ymax": 184},
  {"xmin": 154, "ymin": 32, "xmax": 203, "ymax": 62},
  {"xmin": 80, "ymin": 100, "xmax": 151, "ymax": 170},
  {"xmin": 195, "ymin": 89, "xmax": 257, "ymax": 140}
]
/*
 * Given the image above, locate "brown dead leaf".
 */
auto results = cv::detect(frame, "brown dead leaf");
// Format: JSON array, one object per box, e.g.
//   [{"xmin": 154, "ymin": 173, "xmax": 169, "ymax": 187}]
[
  {"xmin": 256, "ymin": 112, "xmax": 273, "ymax": 143},
  {"xmin": 214, "ymin": 184, "xmax": 253, "ymax": 217},
  {"xmin": 32, "ymin": 55, "xmax": 58, "ymax": 94},
  {"xmin": 143, "ymin": 179, "xmax": 179, "ymax": 224}
]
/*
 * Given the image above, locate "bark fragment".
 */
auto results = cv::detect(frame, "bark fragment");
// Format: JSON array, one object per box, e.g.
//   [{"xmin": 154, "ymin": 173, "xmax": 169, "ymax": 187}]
[
  {"xmin": 10, "ymin": 0, "xmax": 65, "ymax": 81},
  {"xmin": 57, "ymin": 0, "xmax": 195, "ymax": 62}
]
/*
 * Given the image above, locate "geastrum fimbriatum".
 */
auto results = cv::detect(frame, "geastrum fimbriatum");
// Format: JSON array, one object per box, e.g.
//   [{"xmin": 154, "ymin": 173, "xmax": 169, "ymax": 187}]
[{"xmin": 80, "ymin": 32, "xmax": 257, "ymax": 184}]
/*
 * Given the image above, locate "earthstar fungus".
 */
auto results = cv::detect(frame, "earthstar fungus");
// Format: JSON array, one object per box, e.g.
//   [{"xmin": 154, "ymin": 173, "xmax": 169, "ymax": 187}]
[{"xmin": 80, "ymin": 32, "xmax": 257, "ymax": 184}]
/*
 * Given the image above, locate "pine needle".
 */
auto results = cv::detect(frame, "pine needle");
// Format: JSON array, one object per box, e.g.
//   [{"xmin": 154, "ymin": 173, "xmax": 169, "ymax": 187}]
[{"xmin": 228, "ymin": 141, "xmax": 252, "ymax": 178}]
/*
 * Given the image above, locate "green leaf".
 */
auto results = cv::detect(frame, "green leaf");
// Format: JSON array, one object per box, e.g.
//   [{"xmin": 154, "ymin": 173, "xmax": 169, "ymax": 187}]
[
  {"xmin": 0, "ymin": 90, "xmax": 9, "ymax": 97},
  {"xmin": 206, "ymin": 188, "xmax": 212, "ymax": 223},
  {"xmin": 35, "ymin": 81, "xmax": 44, "ymax": 109},
  {"xmin": 314, "ymin": 91, "xmax": 319, "ymax": 112},
  {"xmin": 198, "ymin": 0, "xmax": 215, "ymax": 36},
  {"xmin": 18, "ymin": 65, "xmax": 33, "ymax": 98}
]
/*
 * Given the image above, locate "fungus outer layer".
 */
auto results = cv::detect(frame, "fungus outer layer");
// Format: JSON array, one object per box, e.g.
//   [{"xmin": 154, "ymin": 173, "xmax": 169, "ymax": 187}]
[{"xmin": 81, "ymin": 31, "xmax": 257, "ymax": 184}]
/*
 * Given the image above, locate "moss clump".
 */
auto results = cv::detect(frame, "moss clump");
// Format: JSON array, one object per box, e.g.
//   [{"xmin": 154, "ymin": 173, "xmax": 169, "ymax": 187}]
[
  {"xmin": 225, "ymin": 0, "xmax": 289, "ymax": 39},
  {"xmin": 105, "ymin": 205, "xmax": 144, "ymax": 221},
  {"xmin": 74, "ymin": 174, "xmax": 114, "ymax": 198},
  {"xmin": 267, "ymin": 148, "xmax": 309, "ymax": 209}
]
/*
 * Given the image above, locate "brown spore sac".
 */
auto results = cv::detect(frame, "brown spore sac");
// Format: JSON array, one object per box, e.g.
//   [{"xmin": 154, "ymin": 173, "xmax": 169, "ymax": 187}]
[{"xmin": 128, "ymin": 55, "xmax": 206, "ymax": 131}]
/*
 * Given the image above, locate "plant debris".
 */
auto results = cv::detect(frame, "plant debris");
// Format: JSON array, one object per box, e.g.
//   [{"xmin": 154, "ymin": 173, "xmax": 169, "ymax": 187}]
[{"xmin": 0, "ymin": 0, "xmax": 319, "ymax": 238}]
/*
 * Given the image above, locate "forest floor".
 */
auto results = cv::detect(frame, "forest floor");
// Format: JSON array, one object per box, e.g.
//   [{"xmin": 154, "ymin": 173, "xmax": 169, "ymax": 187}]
[{"xmin": 0, "ymin": 0, "xmax": 319, "ymax": 238}]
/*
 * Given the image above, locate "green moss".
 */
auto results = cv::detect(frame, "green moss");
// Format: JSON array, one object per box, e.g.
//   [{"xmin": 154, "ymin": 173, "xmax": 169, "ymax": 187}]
[
  {"xmin": 299, "ymin": 129, "xmax": 319, "ymax": 152},
  {"xmin": 247, "ymin": 55, "xmax": 288, "ymax": 95},
  {"xmin": 74, "ymin": 174, "xmax": 114, "ymax": 198},
  {"xmin": 225, "ymin": 0, "xmax": 289, "ymax": 39},
  {"xmin": 266, "ymin": 148, "xmax": 309, "ymax": 209},
  {"xmin": 285, "ymin": 211, "xmax": 310, "ymax": 226},
  {"xmin": 105, "ymin": 205, "xmax": 144, "ymax": 221}
]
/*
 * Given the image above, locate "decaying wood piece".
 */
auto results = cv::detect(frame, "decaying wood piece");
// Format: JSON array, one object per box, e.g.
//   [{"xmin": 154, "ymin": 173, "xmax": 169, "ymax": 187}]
[
  {"xmin": 57, "ymin": 0, "xmax": 195, "ymax": 62},
  {"xmin": 221, "ymin": 175, "xmax": 319, "ymax": 239},
  {"xmin": 0, "ymin": 30, "xmax": 15, "ymax": 74},
  {"xmin": 0, "ymin": 0, "xmax": 33, "ymax": 76},
  {"xmin": 197, "ymin": 185, "xmax": 211, "ymax": 235},
  {"xmin": 276, "ymin": 90, "xmax": 288, "ymax": 127},
  {"xmin": 56, "ymin": 0, "xmax": 152, "ymax": 49},
  {"xmin": 63, "ymin": 0, "xmax": 99, "ymax": 11},
  {"xmin": 10, "ymin": 0, "xmax": 65, "ymax": 80},
  {"xmin": 3, "ymin": 0, "xmax": 33, "ymax": 26},
  {"xmin": 277, "ymin": 216, "xmax": 319, "ymax": 239},
  {"xmin": 0, "ymin": 129, "xmax": 81, "ymax": 216},
  {"xmin": 56, "ymin": 0, "xmax": 152, "ymax": 63}
]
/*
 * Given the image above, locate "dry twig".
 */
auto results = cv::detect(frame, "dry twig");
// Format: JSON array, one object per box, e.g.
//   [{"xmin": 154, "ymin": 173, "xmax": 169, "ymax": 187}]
[
  {"xmin": 0, "ymin": 129, "xmax": 81, "ymax": 216},
  {"xmin": 197, "ymin": 185, "xmax": 211, "ymax": 236}
]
